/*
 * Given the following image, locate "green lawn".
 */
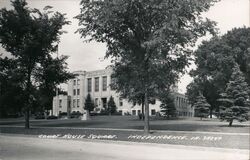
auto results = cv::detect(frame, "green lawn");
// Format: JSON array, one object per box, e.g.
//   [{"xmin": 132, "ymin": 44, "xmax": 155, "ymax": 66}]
[{"xmin": 1, "ymin": 116, "xmax": 249, "ymax": 133}]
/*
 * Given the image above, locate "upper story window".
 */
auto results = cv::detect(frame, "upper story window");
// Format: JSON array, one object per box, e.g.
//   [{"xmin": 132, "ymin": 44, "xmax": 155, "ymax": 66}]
[
  {"xmin": 77, "ymin": 89, "xmax": 80, "ymax": 95},
  {"xmin": 73, "ymin": 79, "xmax": 76, "ymax": 86},
  {"xmin": 102, "ymin": 76, "xmax": 107, "ymax": 91},
  {"xmin": 77, "ymin": 79, "xmax": 80, "ymax": 85},
  {"xmin": 95, "ymin": 77, "xmax": 99, "ymax": 92},
  {"xmin": 77, "ymin": 99, "xmax": 80, "ymax": 108},
  {"xmin": 73, "ymin": 89, "xmax": 76, "ymax": 96},
  {"xmin": 87, "ymin": 78, "xmax": 92, "ymax": 92},
  {"xmin": 73, "ymin": 99, "xmax": 76, "ymax": 108},
  {"xmin": 59, "ymin": 99, "xmax": 62, "ymax": 108}
]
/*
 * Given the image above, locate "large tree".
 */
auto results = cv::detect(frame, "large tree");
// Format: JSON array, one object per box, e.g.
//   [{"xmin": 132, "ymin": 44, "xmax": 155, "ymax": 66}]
[
  {"xmin": 219, "ymin": 65, "xmax": 250, "ymax": 126},
  {"xmin": 0, "ymin": 57, "xmax": 25, "ymax": 118},
  {"xmin": 187, "ymin": 27, "xmax": 250, "ymax": 117},
  {"xmin": 0, "ymin": 0, "xmax": 70, "ymax": 128},
  {"xmin": 35, "ymin": 54, "xmax": 74, "ymax": 114},
  {"xmin": 76, "ymin": 0, "xmax": 217, "ymax": 133}
]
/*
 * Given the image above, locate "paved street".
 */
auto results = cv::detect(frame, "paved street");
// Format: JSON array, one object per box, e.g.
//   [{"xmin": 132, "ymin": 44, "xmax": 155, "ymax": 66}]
[{"xmin": 0, "ymin": 134, "xmax": 249, "ymax": 160}]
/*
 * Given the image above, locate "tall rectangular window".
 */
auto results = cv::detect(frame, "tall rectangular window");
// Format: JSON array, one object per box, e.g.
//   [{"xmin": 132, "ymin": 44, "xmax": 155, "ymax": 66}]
[
  {"xmin": 77, "ymin": 99, "xmax": 80, "ymax": 108},
  {"xmin": 73, "ymin": 99, "xmax": 76, "ymax": 108},
  {"xmin": 59, "ymin": 99, "xmax": 62, "ymax": 108},
  {"xmin": 95, "ymin": 77, "xmax": 99, "ymax": 92},
  {"xmin": 77, "ymin": 89, "xmax": 80, "ymax": 95},
  {"xmin": 102, "ymin": 76, "xmax": 107, "ymax": 91},
  {"xmin": 73, "ymin": 89, "xmax": 76, "ymax": 96},
  {"xmin": 77, "ymin": 79, "xmax": 80, "ymax": 85},
  {"xmin": 87, "ymin": 78, "xmax": 92, "ymax": 92},
  {"xmin": 73, "ymin": 80, "xmax": 76, "ymax": 86},
  {"xmin": 151, "ymin": 109, "xmax": 156, "ymax": 116}
]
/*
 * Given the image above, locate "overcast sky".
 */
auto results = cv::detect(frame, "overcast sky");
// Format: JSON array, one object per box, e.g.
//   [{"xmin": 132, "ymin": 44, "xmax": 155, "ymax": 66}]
[{"xmin": 0, "ymin": 0, "xmax": 249, "ymax": 93}]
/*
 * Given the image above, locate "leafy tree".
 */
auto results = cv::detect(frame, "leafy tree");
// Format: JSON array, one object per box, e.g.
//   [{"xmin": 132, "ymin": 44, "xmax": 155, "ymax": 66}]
[
  {"xmin": 76, "ymin": 0, "xmax": 217, "ymax": 133},
  {"xmin": 187, "ymin": 27, "xmax": 250, "ymax": 118},
  {"xmin": 35, "ymin": 54, "xmax": 74, "ymax": 113},
  {"xmin": 219, "ymin": 65, "xmax": 250, "ymax": 126},
  {"xmin": 160, "ymin": 92, "xmax": 176, "ymax": 117},
  {"xmin": 84, "ymin": 93, "xmax": 95, "ymax": 112},
  {"xmin": 186, "ymin": 77, "xmax": 219, "ymax": 118},
  {"xmin": 0, "ymin": 0, "xmax": 70, "ymax": 128},
  {"xmin": 0, "ymin": 57, "xmax": 25, "ymax": 117},
  {"xmin": 194, "ymin": 93, "xmax": 210, "ymax": 120},
  {"xmin": 107, "ymin": 96, "xmax": 117, "ymax": 115}
]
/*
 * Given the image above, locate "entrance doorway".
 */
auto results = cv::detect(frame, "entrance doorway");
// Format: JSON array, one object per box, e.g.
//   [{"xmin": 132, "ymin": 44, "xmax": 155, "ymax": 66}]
[{"xmin": 101, "ymin": 98, "xmax": 107, "ymax": 109}]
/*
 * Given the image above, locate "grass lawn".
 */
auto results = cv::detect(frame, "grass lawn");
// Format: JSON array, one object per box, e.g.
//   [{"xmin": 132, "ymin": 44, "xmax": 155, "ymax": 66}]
[
  {"xmin": 1, "ymin": 116, "xmax": 249, "ymax": 149},
  {"xmin": 1, "ymin": 116, "xmax": 249, "ymax": 133}
]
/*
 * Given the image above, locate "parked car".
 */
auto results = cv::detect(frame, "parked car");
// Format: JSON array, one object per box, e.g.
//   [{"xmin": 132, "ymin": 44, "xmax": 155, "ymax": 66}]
[
  {"xmin": 35, "ymin": 114, "xmax": 45, "ymax": 119},
  {"xmin": 46, "ymin": 115, "xmax": 58, "ymax": 119}
]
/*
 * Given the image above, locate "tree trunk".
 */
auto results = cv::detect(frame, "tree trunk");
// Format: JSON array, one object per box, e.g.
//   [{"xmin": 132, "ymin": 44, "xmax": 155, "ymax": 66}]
[
  {"xmin": 209, "ymin": 108, "xmax": 212, "ymax": 118},
  {"xmin": 25, "ymin": 69, "xmax": 32, "ymax": 129},
  {"xmin": 25, "ymin": 108, "xmax": 30, "ymax": 129},
  {"xmin": 144, "ymin": 92, "xmax": 150, "ymax": 134},
  {"xmin": 141, "ymin": 101, "xmax": 144, "ymax": 120},
  {"xmin": 229, "ymin": 119, "xmax": 233, "ymax": 127}
]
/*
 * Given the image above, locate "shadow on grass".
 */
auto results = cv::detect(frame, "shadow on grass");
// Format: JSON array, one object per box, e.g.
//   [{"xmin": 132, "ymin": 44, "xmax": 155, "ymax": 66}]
[
  {"xmin": 36, "ymin": 121, "xmax": 107, "ymax": 128},
  {"xmin": 129, "ymin": 124, "xmax": 208, "ymax": 132},
  {"xmin": 219, "ymin": 124, "xmax": 250, "ymax": 128}
]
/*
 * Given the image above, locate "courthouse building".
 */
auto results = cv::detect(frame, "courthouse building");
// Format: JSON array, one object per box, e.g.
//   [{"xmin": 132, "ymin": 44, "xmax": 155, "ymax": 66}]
[{"xmin": 52, "ymin": 68, "xmax": 194, "ymax": 117}]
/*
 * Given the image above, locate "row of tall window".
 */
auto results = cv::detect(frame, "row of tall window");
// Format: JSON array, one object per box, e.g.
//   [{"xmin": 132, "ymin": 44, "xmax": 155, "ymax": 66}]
[
  {"xmin": 88, "ymin": 76, "xmax": 108, "ymax": 92},
  {"xmin": 131, "ymin": 109, "xmax": 155, "ymax": 116},
  {"xmin": 73, "ymin": 76, "xmax": 115, "ymax": 93},
  {"xmin": 73, "ymin": 79, "xmax": 80, "ymax": 85},
  {"xmin": 73, "ymin": 89, "xmax": 80, "ymax": 96},
  {"xmin": 176, "ymin": 96, "xmax": 188, "ymax": 108},
  {"xmin": 72, "ymin": 99, "xmax": 80, "ymax": 108}
]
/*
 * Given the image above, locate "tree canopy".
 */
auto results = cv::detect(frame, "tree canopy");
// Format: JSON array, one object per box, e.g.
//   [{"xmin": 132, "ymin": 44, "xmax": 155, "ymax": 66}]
[
  {"xmin": 76, "ymin": 0, "xmax": 217, "ymax": 133},
  {"xmin": 0, "ymin": 0, "xmax": 70, "ymax": 128},
  {"xmin": 187, "ymin": 27, "xmax": 250, "ymax": 117}
]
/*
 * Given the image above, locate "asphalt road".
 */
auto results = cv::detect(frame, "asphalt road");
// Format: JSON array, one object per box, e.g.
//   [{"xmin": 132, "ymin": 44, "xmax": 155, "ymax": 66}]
[{"xmin": 0, "ymin": 134, "xmax": 249, "ymax": 160}]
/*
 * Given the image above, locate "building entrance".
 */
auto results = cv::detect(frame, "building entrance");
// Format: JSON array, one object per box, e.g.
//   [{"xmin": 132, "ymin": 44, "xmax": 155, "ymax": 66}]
[{"xmin": 101, "ymin": 98, "xmax": 107, "ymax": 109}]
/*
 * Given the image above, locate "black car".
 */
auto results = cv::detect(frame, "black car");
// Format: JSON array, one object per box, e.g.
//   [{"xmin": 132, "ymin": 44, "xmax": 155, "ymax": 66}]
[
  {"xmin": 46, "ymin": 115, "xmax": 58, "ymax": 119},
  {"xmin": 35, "ymin": 114, "xmax": 45, "ymax": 119}
]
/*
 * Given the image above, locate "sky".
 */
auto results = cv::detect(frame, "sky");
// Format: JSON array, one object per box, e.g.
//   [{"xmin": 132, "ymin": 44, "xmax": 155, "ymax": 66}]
[{"xmin": 0, "ymin": 0, "xmax": 249, "ymax": 93}]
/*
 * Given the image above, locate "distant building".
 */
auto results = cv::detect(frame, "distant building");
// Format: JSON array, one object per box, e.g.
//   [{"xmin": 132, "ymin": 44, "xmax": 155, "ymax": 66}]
[
  {"xmin": 52, "ymin": 95, "xmax": 70, "ymax": 116},
  {"xmin": 52, "ymin": 68, "xmax": 194, "ymax": 117}
]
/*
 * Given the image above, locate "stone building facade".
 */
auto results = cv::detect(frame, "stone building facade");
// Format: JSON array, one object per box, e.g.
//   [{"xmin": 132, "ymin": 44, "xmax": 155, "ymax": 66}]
[{"xmin": 52, "ymin": 68, "xmax": 194, "ymax": 117}]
